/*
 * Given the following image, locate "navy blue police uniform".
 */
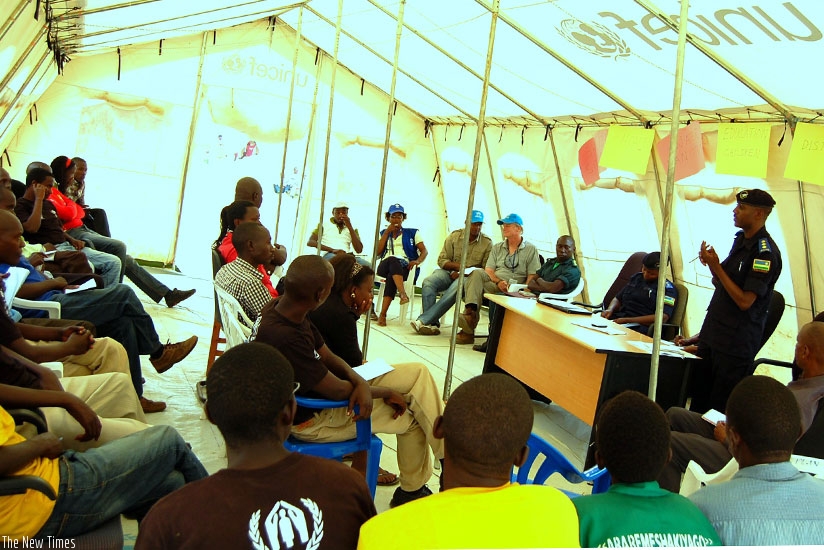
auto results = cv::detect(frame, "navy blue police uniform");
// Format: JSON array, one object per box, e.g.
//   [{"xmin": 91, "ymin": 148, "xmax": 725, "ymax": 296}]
[
  {"xmin": 692, "ymin": 224, "xmax": 782, "ymax": 413},
  {"xmin": 613, "ymin": 272, "xmax": 678, "ymax": 334}
]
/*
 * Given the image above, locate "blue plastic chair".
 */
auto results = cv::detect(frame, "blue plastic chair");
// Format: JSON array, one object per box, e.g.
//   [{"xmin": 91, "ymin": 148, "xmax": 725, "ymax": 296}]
[
  {"xmin": 284, "ymin": 397, "xmax": 383, "ymax": 498},
  {"xmin": 512, "ymin": 433, "xmax": 611, "ymax": 498}
]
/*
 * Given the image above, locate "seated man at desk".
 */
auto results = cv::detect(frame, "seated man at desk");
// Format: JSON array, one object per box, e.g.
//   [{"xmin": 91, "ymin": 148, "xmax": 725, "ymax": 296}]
[
  {"xmin": 600, "ymin": 251, "xmax": 677, "ymax": 334},
  {"xmin": 526, "ymin": 235, "xmax": 580, "ymax": 296},
  {"xmin": 458, "ymin": 213, "xmax": 540, "ymax": 347}
]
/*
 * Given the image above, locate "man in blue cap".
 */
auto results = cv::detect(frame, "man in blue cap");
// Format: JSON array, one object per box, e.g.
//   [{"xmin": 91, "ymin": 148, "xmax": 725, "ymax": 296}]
[
  {"xmin": 459, "ymin": 213, "xmax": 541, "ymax": 346},
  {"xmin": 411, "ymin": 210, "xmax": 492, "ymax": 336}
]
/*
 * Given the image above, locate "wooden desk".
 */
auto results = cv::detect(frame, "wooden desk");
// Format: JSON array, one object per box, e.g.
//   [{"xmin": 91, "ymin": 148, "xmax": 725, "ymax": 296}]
[{"xmin": 482, "ymin": 295, "xmax": 695, "ymax": 467}]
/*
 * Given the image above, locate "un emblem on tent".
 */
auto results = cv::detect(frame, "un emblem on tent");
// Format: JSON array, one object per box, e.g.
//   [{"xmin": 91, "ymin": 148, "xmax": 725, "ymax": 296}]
[
  {"xmin": 557, "ymin": 19, "xmax": 631, "ymax": 60},
  {"xmin": 223, "ymin": 54, "xmax": 247, "ymax": 75}
]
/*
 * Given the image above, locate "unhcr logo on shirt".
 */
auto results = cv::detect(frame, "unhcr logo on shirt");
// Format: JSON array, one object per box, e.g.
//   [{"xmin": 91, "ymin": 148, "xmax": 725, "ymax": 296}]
[{"xmin": 557, "ymin": 2, "xmax": 821, "ymax": 58}]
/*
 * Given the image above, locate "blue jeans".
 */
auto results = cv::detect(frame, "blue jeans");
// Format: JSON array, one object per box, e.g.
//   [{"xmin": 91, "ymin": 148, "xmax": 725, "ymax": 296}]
[
  {"xmin": 417, "ymin": 269, "xmax": 458, "ymax": 327},
  {"xmin": 35, "ymin": 425, "xmax": 208, "ymax": 538},
  {"xmin": 68, "ymin": 227, "xmax": 170, "ymax": 302},
  {"xmin": 55, "ymin": 242, "xmax": 120, "ymax": 288},
  {"xmin": 52, "ymin": 284, "xmax": 163, "ymax": 397}
]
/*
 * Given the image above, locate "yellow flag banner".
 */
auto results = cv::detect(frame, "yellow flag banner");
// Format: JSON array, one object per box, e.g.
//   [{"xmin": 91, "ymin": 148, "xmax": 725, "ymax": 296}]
[
  {"xmin": 784, "ymin": 122, "xmax": 824, "ymax": 186},
  {"xmin": 715, "ymin": 123, "xmax": 771, "ymax": 178},
  {"xmin": 599, "ymin": 125, "xmax": 655, "ymax": 175}
]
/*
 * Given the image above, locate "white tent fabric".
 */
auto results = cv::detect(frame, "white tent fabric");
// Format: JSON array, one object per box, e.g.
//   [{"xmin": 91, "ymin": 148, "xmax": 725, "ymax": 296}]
[{"xmin": 2, "ymin": 0, "xmax": 823, "ymax": 362}]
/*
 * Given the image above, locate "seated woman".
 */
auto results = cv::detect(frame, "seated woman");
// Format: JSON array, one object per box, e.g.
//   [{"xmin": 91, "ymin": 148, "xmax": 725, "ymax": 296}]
[
  {"xmin": 374, "ymin": 203, "xmax": 427, "ymax": 326},
  {"xmin": 308, "ymin": 253, "xmax": 400, "ymax": 486},
  {"xmin": 215, "ymin": 200, "xmax": 285, "ymax": 297}
]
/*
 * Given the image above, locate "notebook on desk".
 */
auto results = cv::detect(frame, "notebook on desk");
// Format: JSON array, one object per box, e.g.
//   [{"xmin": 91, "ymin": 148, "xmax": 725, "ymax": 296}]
[{"xmin": 537, "ymin": 296, "xmax": 592, "ymax": 315}]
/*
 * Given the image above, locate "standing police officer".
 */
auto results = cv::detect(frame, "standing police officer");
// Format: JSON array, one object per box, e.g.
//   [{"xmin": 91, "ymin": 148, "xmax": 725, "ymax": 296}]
[{"xmin": 678, "ymin": 189, "xmax": 782, "ymax": 413}]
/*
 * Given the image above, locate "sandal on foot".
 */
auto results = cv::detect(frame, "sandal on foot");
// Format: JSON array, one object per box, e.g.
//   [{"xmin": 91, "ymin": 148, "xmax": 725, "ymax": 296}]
[
  {"xmin": 377, "ymin": 468, "xmax": 399, "ymax": 486},
  {"xmin": 377, "ymin": 316, "xmax": 387, "ymax": 327},
  {"xmin": 399, "ymin": 293, "xmax": 410, "ymax": 305}
]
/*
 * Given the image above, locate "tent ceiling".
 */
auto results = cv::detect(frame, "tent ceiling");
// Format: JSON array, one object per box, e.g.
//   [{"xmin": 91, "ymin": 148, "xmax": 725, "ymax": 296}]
[{"xmin": 38, "ymin": 0, "xmax": 824, "ymax": 124}]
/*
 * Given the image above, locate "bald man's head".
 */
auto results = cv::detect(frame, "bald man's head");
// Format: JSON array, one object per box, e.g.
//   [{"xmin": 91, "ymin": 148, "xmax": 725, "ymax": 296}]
[
  {"xmin": 282, "ymin": 255, "xmax": 334, "ymax": 308},
  {"xmin": 796, "ymin": 322, "xmax": 824, "ymax": 378},
  {"xmin": 0, "ymin": 167, "xmax": 10, "ymax": 189},
  {"xmin": 0, "ymin": 210, "xmax": 24, "ymax": 265},
  {"xmin": 235, "ymin": 177, "xmax": 263, "ymax": 208},
  {"xmin": 25, "ymin": 162, "xmax": 50, "ymax": 175}
]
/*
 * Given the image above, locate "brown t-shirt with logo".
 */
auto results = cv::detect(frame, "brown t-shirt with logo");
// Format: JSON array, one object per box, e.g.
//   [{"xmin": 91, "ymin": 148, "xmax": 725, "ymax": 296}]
[{"xmin": 136, "ymin": 453, "xmax": 376, "ymax": 550}]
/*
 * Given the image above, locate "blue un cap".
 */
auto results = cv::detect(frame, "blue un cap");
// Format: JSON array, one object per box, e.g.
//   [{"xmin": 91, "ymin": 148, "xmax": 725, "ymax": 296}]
[
  {"xmin": 470, "ymin": 210, "xmax": 484, "ymax": 223},
  {"xmin": 497, "ymin": 213, "xmax": 523, "ymax": 226},
  {"xmin": 387, "ymin": 203, "xmax": 405, "ymax": 215}
]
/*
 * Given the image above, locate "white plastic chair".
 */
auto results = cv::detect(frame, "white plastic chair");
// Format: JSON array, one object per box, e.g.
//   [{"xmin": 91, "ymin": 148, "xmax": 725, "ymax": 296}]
[
  {"xmin": 4, "ymin": 267, "xmax": 62, "ymax": 319},
  {"xmin": 538, "ymin": 276, "xmax": 585, "ymax": 302},
  {"xmin": 375, "ymin": 276, "xmax": 415, "ymax": 324},
  {"xmin": 213, "ymin": 285, "xmax": 253, "ymax": 349}
]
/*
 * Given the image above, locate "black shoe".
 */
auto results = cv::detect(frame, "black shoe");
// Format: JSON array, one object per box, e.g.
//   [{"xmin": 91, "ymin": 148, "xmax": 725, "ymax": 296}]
[
  {"xmin": 472, "ymin": 340, "xmax": 488, "ymax": 353},
  {"xmin": 165, "ymin": 288, "xmax": 196, "ymax": 308},
  {"xmin": 389, "ymin": 485, "xmax": 433, "ymax": 508}
]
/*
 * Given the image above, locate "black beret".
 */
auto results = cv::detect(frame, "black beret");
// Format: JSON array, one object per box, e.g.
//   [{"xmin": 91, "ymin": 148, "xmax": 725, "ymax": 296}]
[{"xmin": 736, "ymin": 189, "xmax": 775, "ymax": 208}]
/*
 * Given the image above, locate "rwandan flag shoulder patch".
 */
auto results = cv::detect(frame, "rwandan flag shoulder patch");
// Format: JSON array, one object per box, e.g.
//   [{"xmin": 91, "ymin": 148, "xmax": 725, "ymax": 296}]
[
  {"xmin": 753, "ymin": 259, "xmax": 772, "ymax": 273},
  {"xmin": 663, "ymin": 295, "xmax": 676, "ymax": 307}
]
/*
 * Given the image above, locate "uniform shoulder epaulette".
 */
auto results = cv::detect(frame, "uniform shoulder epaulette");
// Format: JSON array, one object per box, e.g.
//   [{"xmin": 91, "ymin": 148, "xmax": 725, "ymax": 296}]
[{"xmin": 758, "ymin": 238, "xmax": 772, "ymax": 254}]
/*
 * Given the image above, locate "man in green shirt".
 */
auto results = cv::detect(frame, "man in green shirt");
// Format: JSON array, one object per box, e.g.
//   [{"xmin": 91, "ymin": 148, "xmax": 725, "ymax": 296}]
[
  {"xmin": 573, "ymin": 391, "xmax": 721, "ymax": 548},
  {"xmin": 527, "ymin": 235, "xmax": 581, "ymax": 295}
]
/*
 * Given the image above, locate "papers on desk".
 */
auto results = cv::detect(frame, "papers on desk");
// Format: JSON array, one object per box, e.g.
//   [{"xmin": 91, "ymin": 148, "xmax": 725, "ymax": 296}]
[
  {"xmin": 64, "ymin": 279, "xmax": 97, "ymax": 294},
  {"xmin": 353, "ymin": 358, "xmax": 394, "ymax": 381},
  {"xmin": 572, "ymin": 319, "xmax": 626, "ymax": 335},
  {"xmin": 791, "ymin": 455, "xmax": 824, "ymax": 479},
  {"xmin": 625, "ymin": 340, "xmax": 685, "ymax": 357},
  {"xmin": 701, "ymin": 409, "xmax": 726, "ymax": 426}
]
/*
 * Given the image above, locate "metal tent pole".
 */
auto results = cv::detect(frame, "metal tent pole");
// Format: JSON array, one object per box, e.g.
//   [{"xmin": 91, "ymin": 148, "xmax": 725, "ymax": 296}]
[
  {"xmin": 274, "ymin": 7, "xmax": 303, "ymax": 244},
  {"xmin": 170, "ymin": 32, "xmax": 208, "ymax": 265},
  {"xmin": 362, "ymin": 0, "xmax": 406, "ymax": 359},
  {"xmin": 650, "ymin": 0, "xmax": 690, "ymax": 400},
  {"xmin": 443, "ymin": 0, "xmax": 501, "ymax": 401},
  {"xmin": 481, "ymin": 132, "xmax": 502, "ymax": 221},
  {"xmin": 314, "ymin": 0, "xmax": 344, "ymax": 257}
]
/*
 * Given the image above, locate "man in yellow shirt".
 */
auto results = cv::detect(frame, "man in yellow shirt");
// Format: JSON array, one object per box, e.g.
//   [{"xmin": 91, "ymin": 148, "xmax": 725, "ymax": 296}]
[
  {"xmin": 0, "ymin": 382, "xmax": 207, "ymax": 540},
  {"xmin": 357, "ymin": 373, "xmax": 580, "ymax": 549}
]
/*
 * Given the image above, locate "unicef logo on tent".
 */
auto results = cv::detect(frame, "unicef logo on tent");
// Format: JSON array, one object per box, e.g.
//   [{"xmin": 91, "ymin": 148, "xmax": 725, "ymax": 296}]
[
  {"xmin": 556, "ymin": 19, "xmax": 631, "ymax": 60},
  {"xmin": 222, "ymin": 54, "xmax": 246, "ymax": 74}
]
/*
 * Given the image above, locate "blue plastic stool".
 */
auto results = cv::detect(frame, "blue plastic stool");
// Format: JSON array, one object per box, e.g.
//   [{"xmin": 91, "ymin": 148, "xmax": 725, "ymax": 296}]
[
  {"xmin": 512, "ymin": 433, "xmax": 611, "ymax": 498},
  {"xmin": 284, "ymin": 397, "xmax": 383, "ymax": 498}
]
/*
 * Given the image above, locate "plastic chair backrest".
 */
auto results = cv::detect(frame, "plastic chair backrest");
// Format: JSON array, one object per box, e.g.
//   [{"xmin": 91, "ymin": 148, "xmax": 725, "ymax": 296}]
[
  {"xmin": 512, "ymin": 433, "xmax": 611, "ymax": 498},
  {"xmin": 285, "ymin": 397, "xmax": 383, "ymax": 498},
  {"xmin": 540, "ymin": 276, "xmax": 585, "ymax": 302},
  {"xmin": 214, "ymin": 285, "xmax": 253, "ymax": 348}
]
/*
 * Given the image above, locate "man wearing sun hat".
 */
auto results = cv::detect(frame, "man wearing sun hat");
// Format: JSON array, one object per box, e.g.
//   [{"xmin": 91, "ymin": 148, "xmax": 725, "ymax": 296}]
[
  {"xmin": 307, "ymin": 201, "xmax": 369, "ymax": 266},
  {"xmin": 687, "ymin": 188, "xmax": 782, "ymax": 413},
  {"xmin": 458, "ymin": 213, "xmax": 540, "ymax": 345},
  {"xmin": 411, "ymin": 210, "xmax": 492, "ymax": 336}
]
